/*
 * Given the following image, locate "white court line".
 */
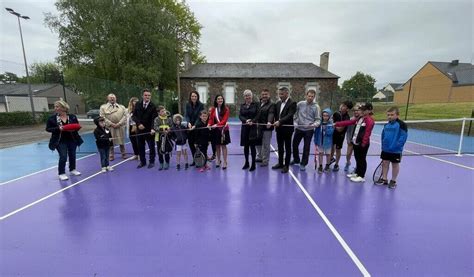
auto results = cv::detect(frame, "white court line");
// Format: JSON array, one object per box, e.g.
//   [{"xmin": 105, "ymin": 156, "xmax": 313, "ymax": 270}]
[
  {"xmin": 0, "ymin": 143, "xmax": 131, "ymax": 186},
  {"xmin": 371, "ymin": 140, "xmax": 474, "ymax": 170},
  {"xmin": 0, "ymin": 156, "xmax": 134, "ymax": 221},
  {"xmin": 0, "ymin": 153, "xmax": 96, "ymax": 186},
  {"xmin": 270, "ymin": 145, "xmax": 371, "ymax": 277}
]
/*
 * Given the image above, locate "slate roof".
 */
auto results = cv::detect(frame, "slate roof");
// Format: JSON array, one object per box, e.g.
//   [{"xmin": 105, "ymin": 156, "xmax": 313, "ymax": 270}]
[{"xmin": 180, "ymin": 63, "xmax": 339, "ymax": 79}]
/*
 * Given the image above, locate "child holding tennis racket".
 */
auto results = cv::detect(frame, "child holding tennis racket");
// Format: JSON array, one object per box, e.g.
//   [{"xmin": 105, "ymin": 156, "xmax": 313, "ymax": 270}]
[
  {"xmin": 376, "ymin": 106, "xmax": 408, "ymax": 189},
  {"xmin": 194, "ymin": 110, "xmax": 211, "ymax": 172},
  {"xmin": 313, "ymin": 108, "xmax": 334, "ymax": 173},
  {"xmin": 153, "ymin": 106, "xmax": 174, "ymax": 171}
]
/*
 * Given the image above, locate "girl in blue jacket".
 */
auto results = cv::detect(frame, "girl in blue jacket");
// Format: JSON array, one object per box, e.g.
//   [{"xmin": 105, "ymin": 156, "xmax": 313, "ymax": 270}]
[{"xmin": 314, "ymin": 109, "xmax": 334, "ymax": 173}]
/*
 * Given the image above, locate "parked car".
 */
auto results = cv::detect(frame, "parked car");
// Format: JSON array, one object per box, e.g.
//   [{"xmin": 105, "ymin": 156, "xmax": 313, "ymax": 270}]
[{"xmin": 86, "ymin": 109, "xmax": 100, "ymax": 119}]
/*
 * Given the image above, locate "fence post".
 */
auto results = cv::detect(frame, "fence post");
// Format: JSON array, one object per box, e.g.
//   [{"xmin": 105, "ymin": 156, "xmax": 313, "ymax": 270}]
[
  {"xmin": 456, "ymin": 117, "xmax": 466, "ymax": 156},
  {"xmin": 468, "ymin": 109, "xmax": 473, "ymax": 136}
]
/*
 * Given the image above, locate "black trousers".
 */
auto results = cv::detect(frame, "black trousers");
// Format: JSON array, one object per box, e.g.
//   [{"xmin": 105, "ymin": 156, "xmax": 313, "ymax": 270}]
[
  {"xmin": 188, "ymin": 132, "xmax": 197, "ymax": 157},
  {"xmin": 292, "ymin": 129, "xmax": 314, "ymax": 166},
  {"xmin": 129, "ymin": 127, "xmax": 139, "ymax": 156},
  {"xmin": 354, "ymin": 144, "xmax": 370, "ymax": 178},
  {"xmin": 137, "ymin": 133, "xmax": 155, "ymax": 165},
  {"xmin": 276, "ymin": 130, "xmax": 293, "ymax": 167}
]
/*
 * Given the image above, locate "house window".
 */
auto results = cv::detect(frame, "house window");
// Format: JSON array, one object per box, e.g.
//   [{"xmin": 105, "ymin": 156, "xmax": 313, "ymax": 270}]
[
  {"xmin": 195, "ymin": 82, "xmax": 209, "ymax": 104},
  {"xmin": 305, "ymin": 82, "xmax": 321, "ymax": 101},
  {"xmin": 223, "ymin": 82, "xmax": 236, "ymax": 104}
]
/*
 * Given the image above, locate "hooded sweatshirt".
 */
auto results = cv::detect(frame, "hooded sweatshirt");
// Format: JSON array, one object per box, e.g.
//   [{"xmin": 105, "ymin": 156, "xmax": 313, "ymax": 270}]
[{"xmin": 313, "ymin": 108, "xmax": 334, "ymax": 149}]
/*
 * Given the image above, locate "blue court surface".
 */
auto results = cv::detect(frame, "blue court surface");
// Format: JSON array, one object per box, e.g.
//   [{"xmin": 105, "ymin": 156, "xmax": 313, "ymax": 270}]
[{"xmin": 1, "ymin": 126, "xmax": 473, "ymax": 276}]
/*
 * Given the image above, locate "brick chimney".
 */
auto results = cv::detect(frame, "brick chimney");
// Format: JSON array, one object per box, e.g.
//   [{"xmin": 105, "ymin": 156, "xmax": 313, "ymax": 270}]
[
  {"xmin": 451, "ymin": 59, "xmax": 459, "ymax": 66},
  {"xmin": 184, "ymin": 52, "xmax": 192, "ymax": 71},
  {"xmin": 320, "ymin": 52, "xmax": 329, "ymax": 71}
]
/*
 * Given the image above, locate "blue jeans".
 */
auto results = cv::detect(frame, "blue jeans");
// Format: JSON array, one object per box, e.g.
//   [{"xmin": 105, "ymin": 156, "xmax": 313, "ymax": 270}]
[
  {"xmin": 98, "ymin": 146, "xmax": 110, "ymax": 168},
  {"xmin": 57, "ymin": 140, "xmax": 77, "ymax": 175}
]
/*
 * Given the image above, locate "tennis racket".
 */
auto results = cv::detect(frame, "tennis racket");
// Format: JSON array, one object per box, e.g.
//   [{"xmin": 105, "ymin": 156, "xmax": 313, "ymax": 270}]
[
  {"xmin": 194, "ymin": 147, "xmax": 206, "ymax": 168},
  {"xmin": 372, "ymin": 160, "xmax": 383, "ymax": 184}
]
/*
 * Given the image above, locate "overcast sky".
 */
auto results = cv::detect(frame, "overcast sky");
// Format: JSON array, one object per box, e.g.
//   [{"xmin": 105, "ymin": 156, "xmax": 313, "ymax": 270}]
[{"xmin": 1, "ymin": 0, "xmax": 472, "ymax": 88}]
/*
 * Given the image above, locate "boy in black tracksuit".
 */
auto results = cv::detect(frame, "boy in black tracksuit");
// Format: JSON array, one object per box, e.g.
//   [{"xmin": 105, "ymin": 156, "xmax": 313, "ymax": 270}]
[
  {"xmin": 193, "ymin": 110, "xmax": 211, "ymax": 172},
  {"xmin": 94, "ymin": 117, "xmax": 113, "ymax": 172}
]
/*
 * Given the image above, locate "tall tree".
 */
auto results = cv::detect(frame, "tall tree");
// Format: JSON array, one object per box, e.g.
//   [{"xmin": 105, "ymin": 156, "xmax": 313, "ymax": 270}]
[
  {"xmin": 29, "ymin": 62, "xmax": 62, "ymax": 83},
  {"xmin": 341, "ymin": 71, "xmax": 377, "ymax": 102},
  {"xmin": 45, "ymin": 0, "xmax": 203, "ymax": 106}
]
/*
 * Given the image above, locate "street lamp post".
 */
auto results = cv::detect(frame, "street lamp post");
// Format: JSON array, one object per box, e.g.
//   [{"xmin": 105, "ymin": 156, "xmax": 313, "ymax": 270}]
[{"xmin": 5, "ymin": 7, "xmax": 36, "ymax": 121}]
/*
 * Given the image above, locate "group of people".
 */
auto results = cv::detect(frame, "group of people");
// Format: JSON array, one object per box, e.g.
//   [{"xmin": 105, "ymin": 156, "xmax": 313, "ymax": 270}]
[{"xmin": 46, "ymin": 86, "xmax": 408, "ymax": 188}]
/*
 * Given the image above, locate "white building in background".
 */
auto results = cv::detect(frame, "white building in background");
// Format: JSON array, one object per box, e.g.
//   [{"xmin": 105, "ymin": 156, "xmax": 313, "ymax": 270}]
[
  {"xmin": 0, "ymin": 95, "xmax": 48, "ymax": 112},
  {"xmin": 0, "ymin": 83, "xmax": 85, "ymax": 114}
]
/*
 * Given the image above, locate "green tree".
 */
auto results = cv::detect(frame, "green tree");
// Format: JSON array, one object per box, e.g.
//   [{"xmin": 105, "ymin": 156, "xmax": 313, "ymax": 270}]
[
  {"xmin": 29, "ymin": 62, "xmax": 62, "ymax": 83},
  {"xmin": 0, "ymin": 72, "xmax": 19, "ymax": 83},
  {"xmin": 341, "ymin": 71, "xmax": 377, "ymax": 102},
  {"xmin": 45, "ymin": 0, "xmax": 203, "ymax": 108}
]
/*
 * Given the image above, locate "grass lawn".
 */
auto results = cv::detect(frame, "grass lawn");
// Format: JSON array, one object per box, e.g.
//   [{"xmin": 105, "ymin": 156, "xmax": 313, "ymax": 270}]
[{"xmin": 372, "ymin": 102, "xmax": 474, "ymax": 135}]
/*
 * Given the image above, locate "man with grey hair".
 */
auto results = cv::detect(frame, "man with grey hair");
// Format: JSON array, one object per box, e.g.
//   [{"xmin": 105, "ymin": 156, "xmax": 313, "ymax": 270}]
[
  {"xmin": 100, "ymin": 93, "xmax": 128, "ymax": 160},
  {"xmin": 272, "ymin": 87, "xmax": 297, "ymax": 173},
  {"xmin": 292, "ymin": 89, "xmax": 321, "ymax": 171}
]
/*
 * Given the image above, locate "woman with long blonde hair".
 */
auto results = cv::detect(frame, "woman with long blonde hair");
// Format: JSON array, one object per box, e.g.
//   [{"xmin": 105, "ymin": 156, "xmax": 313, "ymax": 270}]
[{"xmin": 127, "ymin": 97, "xmax": 140, "ymax": 160}]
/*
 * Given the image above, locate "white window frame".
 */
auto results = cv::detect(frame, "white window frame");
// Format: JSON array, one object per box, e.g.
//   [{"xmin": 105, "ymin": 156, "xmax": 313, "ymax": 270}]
[
  {"xmin": 194, "ymin": 82, "xmax": 209, "ymax": 104},
  {"xmin": 222, "ymin": 82, "xmax": 237, "ymax": 104},
  {"xmin": 305, "ymin": 82, "xmax": 321, "ymax": 102}
]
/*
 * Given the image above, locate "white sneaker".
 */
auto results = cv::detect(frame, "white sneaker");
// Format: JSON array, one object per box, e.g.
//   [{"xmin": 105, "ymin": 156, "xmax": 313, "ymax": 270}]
[
  {"xmin": 350, "ymin": 176, "xmax": 366, "ymax": 182},
  {"xmin": 346, "ymin": 173, "xmax": 357, "ymax": 178},
  {"xmin": 70, "ymin": 170, "xmax": 81, "ymax": 176},
  {"xmin": 106, "ymin": 166, "xmax": 114, "ymax": 171},
  {"xmin": 101, "ymin": 167, "xmax": 107, "ymax": 173},
  {"xmin": 58, "ymin": 174, "xmax": 69, "ymax": 181}
]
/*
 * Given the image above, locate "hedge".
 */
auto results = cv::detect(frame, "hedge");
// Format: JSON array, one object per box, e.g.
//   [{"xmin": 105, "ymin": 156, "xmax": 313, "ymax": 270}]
[{"xmin": 0, "ymin": 111, "xmax": 51, "ymax": 127}]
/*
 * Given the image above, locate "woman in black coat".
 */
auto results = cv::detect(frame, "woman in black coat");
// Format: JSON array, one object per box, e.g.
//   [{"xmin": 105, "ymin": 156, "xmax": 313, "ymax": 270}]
[
  {"xmin": 46, "ymin": 100, "xmax": 84, "ymax": 181},
  {"xmin": 239, "ymin": 89, "xmax": 260, "ymax": 171},
  {"xmin": 184, "ymin": 91, "xmax": 205, "ymax": 166}
]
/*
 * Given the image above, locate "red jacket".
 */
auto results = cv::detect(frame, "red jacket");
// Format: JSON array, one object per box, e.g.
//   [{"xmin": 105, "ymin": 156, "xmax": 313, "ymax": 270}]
[
  {"xmin": 208, "ymin": 106, "xmax": 230, "ymax": 131},
  {"xmin": 335, "ymin": 115, "xmax": 374, "ymax": 147}
]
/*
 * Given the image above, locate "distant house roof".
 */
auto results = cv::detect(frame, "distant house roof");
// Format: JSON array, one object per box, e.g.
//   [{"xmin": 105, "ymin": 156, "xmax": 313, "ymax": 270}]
[
  {"xmin": 180, "ymin": 63, "xmax": 339, "ymax": 79},
  {"xmin": 429, "ymin": 61, "xmax": 473, "ymax": 86},
  {"xmin": 0, "ymin": 83, "xmax": 60, "ymax": 96},
  {"xmin": 388, "ymin": 83, "xmax": 403, "ymax": 90},
  {"xmin": 373, "ymin": 91, "xmax": 386, "ymax": 100}
]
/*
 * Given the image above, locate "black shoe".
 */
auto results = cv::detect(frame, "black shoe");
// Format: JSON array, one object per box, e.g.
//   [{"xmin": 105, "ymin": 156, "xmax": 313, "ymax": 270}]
[
  {"xmin": 185, "ymin": 163, "xmax": 189, "ymax": 170},
  {"xmin": 147, "ymin": 163, "xmax": 154, "ymax": 169},
  {"xmin": 290, "ymin": 160, "xmax": 300, "ymax": 165},
  {"xmin": 318, "ymin": 165, "xmax": 323, "ymax": 174},
  {"xmin": 375, "ymin": 178, "xmax": 388, "ymax": 185},
  {"xmin": 255, "ymin": 158, "xmax": 262, "ymax": 163},
  {"xmin": 388, "ymin": 180, "xmax": 397, "ymax": 189},
  {"xmin": 177, "ymin": 164, "xmax": 181, "ymax": 170},
  {"xmin": 324, "ymin": 164, "xmax": 330, "ymax": 172},
  {"xmin": 137, "ymin": 163, "xmax": 145, "ymax": 169},
  {"xmin": 249, "ymin": 163, "xmax": 256, "ymax": 172},
  {"xmin": 272, "ymin": 164, "xmax": 283, "ymax": 170},
  {"xmin": 242, "ymin": 162, "xmax": 249, "ymax": 170},
  {"xmin": 333, "ymin": 164, "xmax": 340, "ymax": 172},
  {"xmin": 281, "ymin": 166, "xmax": 289, "ymax": 173}
]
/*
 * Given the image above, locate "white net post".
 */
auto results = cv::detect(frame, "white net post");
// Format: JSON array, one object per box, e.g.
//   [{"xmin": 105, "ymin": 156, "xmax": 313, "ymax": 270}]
[{"xmin": 456, "ymin": 117, "xmax": 466, "ymax": 156}]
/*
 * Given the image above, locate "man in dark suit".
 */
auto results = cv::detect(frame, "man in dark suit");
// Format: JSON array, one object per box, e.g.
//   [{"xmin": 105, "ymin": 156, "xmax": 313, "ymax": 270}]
[
  {"xmin": 132, "ymin": 89, "xmax": 158, "ymax": 168},
  {"xmin": 255, "ymin": 88, "xmax": 275, "ymax": 167},
  {"xmin": 272, "ymin": 87, "xmax": 297, "ymax": 173}
]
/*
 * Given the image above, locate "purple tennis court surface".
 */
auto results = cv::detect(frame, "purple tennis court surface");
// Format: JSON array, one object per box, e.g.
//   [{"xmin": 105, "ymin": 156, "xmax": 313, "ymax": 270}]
[{"xmin": 1, "ymin": 127, "xmax": 473, "ymax": 276}]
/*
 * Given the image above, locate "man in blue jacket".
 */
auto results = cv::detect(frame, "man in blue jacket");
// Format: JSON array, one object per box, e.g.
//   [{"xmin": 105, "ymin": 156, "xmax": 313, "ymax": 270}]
[{"xmin": 376, "ymin": 106, "xmax": 408, "ymax": 189}]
